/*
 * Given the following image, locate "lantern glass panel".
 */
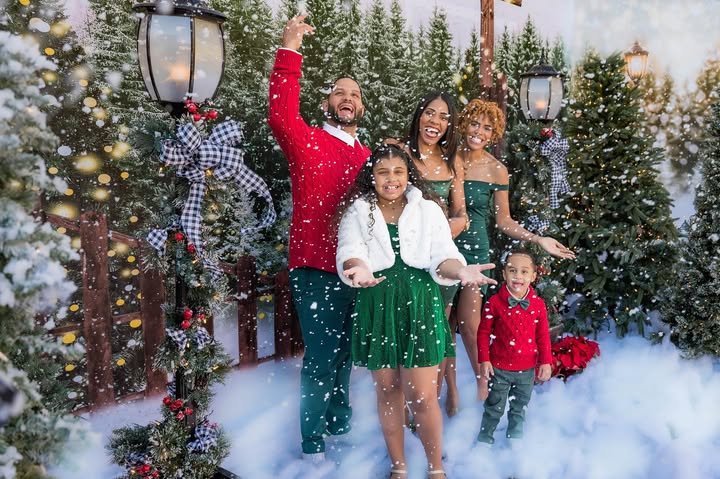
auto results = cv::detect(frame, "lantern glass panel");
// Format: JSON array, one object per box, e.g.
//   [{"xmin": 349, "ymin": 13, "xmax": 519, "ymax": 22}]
[
  {"xmin": 527, "ymin": 77, "xmax": 551, "ymax": 119},
  {"xmin": 192, "ymin": 17, "xmax": 224, "ymax": 102},
  {"xmin": 137, "ymin": 15, "xmax": 156, "ymax": 100},
  {"xmin": 626, "ymin": 53, "xmax": 648, "ymax": 81},
  {"xmin": 547, "ymin": 76, "xmax": 563, "ymax": 120},
  {"xmin": 148, "ymin": 15, "xmax": 192, "ymax": 103}
]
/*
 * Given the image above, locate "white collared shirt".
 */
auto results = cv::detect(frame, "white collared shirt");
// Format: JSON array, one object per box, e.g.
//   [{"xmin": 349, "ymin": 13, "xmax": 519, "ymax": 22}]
[{"xmin": 322, "ymin": 122, "xmax": 359, "ymax": 147}]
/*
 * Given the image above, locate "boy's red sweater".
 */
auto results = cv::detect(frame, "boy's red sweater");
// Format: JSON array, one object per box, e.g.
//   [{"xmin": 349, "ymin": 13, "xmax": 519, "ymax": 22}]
[
  {"xmin": 268, "ymin": 49, "xmax": 371, "ymax": 273},
  {"xmin": 477, "ymin": 284, "xmax": 553, "ymax": 371}
]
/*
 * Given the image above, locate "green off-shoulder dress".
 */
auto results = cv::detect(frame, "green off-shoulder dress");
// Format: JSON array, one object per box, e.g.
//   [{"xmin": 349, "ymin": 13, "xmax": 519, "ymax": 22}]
[
  {"xmin": 428, "ymin": 179, "xmax": 459, "ymax": 307},
  {"xmin": 454, "ymin": 180, "xmax": 509, "ymax": 294},
  {"xmin": 352, "ymin": 224, "xmax": 456, "ymax": 370}
]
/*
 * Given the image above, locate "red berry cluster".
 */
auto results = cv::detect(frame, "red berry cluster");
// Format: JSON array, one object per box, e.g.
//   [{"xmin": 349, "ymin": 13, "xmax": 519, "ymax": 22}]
[
  {"xmin": 180, "ymin": 308, "xmax": 207, "ymax": 330},
  {"xmin": 184, "ymin": 98, "xmax": 219, "ymax": 123},
  {"xmin": 162, "ymin": 395, "xmax": 194, "ymax": 420},
  {"xmin": 133, "ymin": 463, "xmax": 160, "ymax": 478},
  {"xmin": 173, "ymin": 231, "xmax": 196, "ymax": 255},
  {"xmin": 540, "ymin": 127, "xmax": 554, "ymax": 140}
]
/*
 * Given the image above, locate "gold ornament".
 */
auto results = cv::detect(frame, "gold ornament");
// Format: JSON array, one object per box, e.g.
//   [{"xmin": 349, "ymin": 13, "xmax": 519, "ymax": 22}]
[
  {"xmin": 98, "ymin": 173, "xmax": 111, "ymax": 184},
  {"xmin": 62, "ymin": 333, "xmax": 76, "ymax": 344}
]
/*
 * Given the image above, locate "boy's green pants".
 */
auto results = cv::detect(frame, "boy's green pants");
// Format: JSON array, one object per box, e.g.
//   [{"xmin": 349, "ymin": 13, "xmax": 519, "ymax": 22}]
[
  {"xmin": 477, "ymin": 367, "xmax": 535, "ymax": 444},
  {"xmin": 290, "ymin": 267, "xmax": 356, "ymax": 454}
]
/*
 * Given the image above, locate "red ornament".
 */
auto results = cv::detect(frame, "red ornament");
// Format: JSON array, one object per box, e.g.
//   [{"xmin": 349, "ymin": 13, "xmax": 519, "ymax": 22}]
[
  {"xmin": 192, "ymin": 113, "xmax": 202, "ymax": 122},
  {"xmin": 176, "ymin": 411, "xmax": 185, "ymax": 420},
  {"xmin": 183, "ymin": 308, "xmax": 193, "ymax": 321},
  {"xmin": 180, "ymin": 319, "xmax": 191, "ymax": 330},
  {"xmin": 206, "ymin": 110, "xmax": 218, "ymax": 120},
  {"xmin": 174, "ymin": 232, "xmax": 184, "ymax": 242},
  {"xmin": 170, "ymin": 399, "xmax": 184, "ymax": 411},
  {"xmin": 162, "ymin": 396, "xmax": 172, "ymax": 406},
  {"xmin": 138, "ymin": 464, "xmax": 151, "ymax": 474},
  {"xmin": 540, "ymin": 127, "xmax": 554, "ymax": 140},
  {"xmin": 151, "ymin": 472, "xmax": 160, "ymax": 478},
  {"xmin": 186, "ymin": 103, "xmax": 198, "ymax": 113},
  {"xmin": 197, "ymin": 313, "xmax": 206, "ymax": 323},
  {"xmin": 186, "ymin": 243, "xmax": 196, "ymax": 254},
  {"xmin": 184, "ymin": 407, "xmax": 194, "ymax": 416}
]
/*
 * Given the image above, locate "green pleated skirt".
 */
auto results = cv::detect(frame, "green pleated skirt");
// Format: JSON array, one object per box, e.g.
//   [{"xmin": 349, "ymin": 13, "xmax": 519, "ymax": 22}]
[{"xmin": 351, "ymin": 224, "xmax": 455, "ymax": 370}]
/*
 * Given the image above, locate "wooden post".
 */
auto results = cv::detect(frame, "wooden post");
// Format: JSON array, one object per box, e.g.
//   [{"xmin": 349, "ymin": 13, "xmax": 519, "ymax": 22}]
[
  {"xmin": 273, "ymin": 270, "xmax": 293, "ymax": 359},
  {"xmin": 139, "ymin": 267, "xmax": 167, "ymax": 396},
  {"xmin": 236, "ymin": 256, "xmax": 258, "ymax": 366},
  {"xmin": 79, "ymin": 211, "xmax": 115, "ymax": 409},
  {"xmin": 480, "ymin": 0, "xmax": 495, "ymax": 96}
]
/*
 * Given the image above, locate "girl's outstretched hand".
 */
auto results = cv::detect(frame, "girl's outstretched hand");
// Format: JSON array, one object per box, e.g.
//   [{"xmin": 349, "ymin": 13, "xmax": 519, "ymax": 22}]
[
  {"xmin": 536, "ymin": 236, "xmax": 576, "ymax": 259},
  {"xmin": 457, "ymin": 263, "xmax": 497, "ymax": 287},
  {"xmin": 343, "ymin": 265, "xmax": 386, "ymax": 288}
]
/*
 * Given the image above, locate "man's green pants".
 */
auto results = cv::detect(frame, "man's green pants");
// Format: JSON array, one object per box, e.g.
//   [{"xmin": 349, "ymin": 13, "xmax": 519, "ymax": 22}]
[{"xmin": 290, "ymin": 267, "xmax": 356, "ymax": 454}]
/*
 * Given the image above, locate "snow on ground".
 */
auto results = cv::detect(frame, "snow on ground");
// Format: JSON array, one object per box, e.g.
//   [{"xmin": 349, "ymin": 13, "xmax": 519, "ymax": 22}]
[{"xmin": 53, "ymin": 334, "xmax": 720, "ymax": 479}]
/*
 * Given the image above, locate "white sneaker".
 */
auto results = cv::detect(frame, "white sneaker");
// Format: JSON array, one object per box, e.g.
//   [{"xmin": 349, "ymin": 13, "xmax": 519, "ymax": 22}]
[{"xmin": 302, "ymin": 452, "xmax": 326, "ymax": 464}]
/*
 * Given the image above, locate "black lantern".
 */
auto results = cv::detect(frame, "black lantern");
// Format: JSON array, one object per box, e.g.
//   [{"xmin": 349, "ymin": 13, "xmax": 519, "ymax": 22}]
[
  {"xmin": 519, "ymin": 60, "xmax": 564, "ymax": 121},
  {"xmin": 624, "ymin": 41, "xmax": 649, "ymax": 82},
  {"xmin": 133, "ymin": 0, "xmax": 226, "ymax": 115}
]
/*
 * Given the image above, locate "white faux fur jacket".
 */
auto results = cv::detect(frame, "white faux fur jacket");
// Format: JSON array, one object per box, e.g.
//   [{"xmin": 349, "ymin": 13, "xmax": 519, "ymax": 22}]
[{"xmin": 336, "ymin": 185, "xmax": 467, "ymax": 287}]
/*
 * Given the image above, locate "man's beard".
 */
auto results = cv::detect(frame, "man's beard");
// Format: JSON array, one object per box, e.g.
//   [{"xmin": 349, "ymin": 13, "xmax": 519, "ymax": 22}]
[{"xmin": 327, "ymin": 104, "xmax": 362, "ymax": 126}]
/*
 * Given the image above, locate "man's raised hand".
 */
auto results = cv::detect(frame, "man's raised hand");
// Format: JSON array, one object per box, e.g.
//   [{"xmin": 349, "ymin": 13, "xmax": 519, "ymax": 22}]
[{"xmin": 282, "ymin": 15, "xmax": 315, "ymax": 51}]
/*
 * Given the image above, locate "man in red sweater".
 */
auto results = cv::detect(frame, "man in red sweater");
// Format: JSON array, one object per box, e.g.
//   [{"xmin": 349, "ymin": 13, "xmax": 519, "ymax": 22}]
[
  {"xmin": 476, "ymin": 250, "xmax": 553, "ymax": 445},
  {"xmin": 268, "ymin": 15, "xmax": 371, "ymax": 461}
]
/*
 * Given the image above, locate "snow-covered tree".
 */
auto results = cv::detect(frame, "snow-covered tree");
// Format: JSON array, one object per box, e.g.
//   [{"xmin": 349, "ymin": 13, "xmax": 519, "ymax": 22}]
[
  {"xmin": 557, "ymin": 50, "xmax": 678, "ymax": 336},
  {"xmin": 419, "ymin": 7, "xmax": 455, "ymax": 95},
  {"xmin": 0, "ymin": 30, "xmax": 83, "ymax": 478},
  {"xmin": 455, "ymin": 28, "xmax": 481, "ymax": 106},
  {"xmin": 662, "ymin": 92, "xmax": 720, "ymax": 356}
]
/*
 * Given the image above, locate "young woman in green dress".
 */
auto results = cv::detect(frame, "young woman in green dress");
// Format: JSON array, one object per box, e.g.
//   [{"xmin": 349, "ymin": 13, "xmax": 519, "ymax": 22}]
[
  {"xmin": 454, "ymin": 99, "xmax": 575, "ymax": 401},
  {"xmin": 335, "ymin": 144, "xmax": 496, "ymax": 479},
  {"xmin": 387, "ymin": 91, "xmax": 467, "ymax": 416}
]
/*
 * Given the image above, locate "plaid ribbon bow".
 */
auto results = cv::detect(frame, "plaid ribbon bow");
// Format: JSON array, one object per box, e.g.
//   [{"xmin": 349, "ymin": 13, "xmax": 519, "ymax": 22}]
[
  {"xmin": 147, "ymin": 120, "xmax": 276, "ymax": 277},
  {"xmin": 539, "ymin": 130, "xmax": 570, "ymax": 209},
  {"xmin": 124, "ymin": 451, "xmax": 149, "ymax": 466},
  {"xmin": 187, "ymin": 420, "xmax": 219, "ymax": 453},
  {"xmin": 166, "ymin": 326, "xmax": 213, "ymax": 353}
]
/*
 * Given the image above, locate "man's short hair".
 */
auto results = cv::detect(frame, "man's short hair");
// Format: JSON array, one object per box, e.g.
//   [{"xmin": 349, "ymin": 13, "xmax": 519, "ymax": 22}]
[{"xmin": 323, "ymin": 76, "xmax": 363, "ymax": 99}]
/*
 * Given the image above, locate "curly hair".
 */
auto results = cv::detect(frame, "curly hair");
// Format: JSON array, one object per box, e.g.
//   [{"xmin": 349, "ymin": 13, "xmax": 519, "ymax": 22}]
[
  {"xmin": 458, "ymin": 99, "xmax": 506, "ymax": 146},
  {"xmin": 333, "ymin": 144, "xmax": 440, "ymax": 236}
]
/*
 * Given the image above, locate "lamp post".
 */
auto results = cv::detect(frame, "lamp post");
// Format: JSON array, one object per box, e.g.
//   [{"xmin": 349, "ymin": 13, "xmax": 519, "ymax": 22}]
[
  {"xmin": 519, "ymin": 58, "xmax": 564, "ymax": 122},
  {"xmin": 133, "ymin": 0, "xmax": 226, "ymax": 116},
  {"xmin": 132, "ymin": 3, "xmax": 237, "ymax": 478},
  {"xmin": 624, "ymin": 41, "xmax": 649, "ymax": 83}
]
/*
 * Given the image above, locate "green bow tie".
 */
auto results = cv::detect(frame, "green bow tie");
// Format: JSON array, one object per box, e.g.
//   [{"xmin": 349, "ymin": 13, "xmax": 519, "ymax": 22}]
[{"xmin": 508, "ymin": 296, "xmax": 530, "ymax": 310}]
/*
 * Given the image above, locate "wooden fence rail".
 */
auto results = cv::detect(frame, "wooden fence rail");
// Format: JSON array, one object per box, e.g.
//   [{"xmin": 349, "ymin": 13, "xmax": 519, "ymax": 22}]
[{"xmin": 39, "ymin": 210, "xmax": 302, "ymax": 412}]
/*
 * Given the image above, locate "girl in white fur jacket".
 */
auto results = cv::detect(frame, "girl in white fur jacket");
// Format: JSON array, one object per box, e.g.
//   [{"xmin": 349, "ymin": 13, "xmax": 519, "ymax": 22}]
[{"xmin": 335, "ymin": 144, "xmax": 496, "ymax": 479}]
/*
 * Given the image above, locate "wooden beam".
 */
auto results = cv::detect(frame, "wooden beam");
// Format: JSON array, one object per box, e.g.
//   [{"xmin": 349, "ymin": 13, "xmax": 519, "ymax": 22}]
[
  {"xmin": 139, "ymin": 267, "xmax": 167, "ymax": 396},
  {"xmin": 79, "ymin": 211, "xmax": 115, "ymax": 409},
  {"xmin": 480, "ymin": 0, "xmax": 495, "ymax": 92}
]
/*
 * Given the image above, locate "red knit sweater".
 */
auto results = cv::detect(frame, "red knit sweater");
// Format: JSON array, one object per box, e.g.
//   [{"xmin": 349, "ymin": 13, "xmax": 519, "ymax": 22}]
[
  {"xmin": 477, "ymin": 284, "xmax": 553, "ymax": 371},
  {"xmin": 268, "ymin": 49, "xmax": 371, "ymax": 273}
]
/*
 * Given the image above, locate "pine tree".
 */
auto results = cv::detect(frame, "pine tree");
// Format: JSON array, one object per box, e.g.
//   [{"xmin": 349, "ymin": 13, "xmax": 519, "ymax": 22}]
[
  {"xmin": 661, "ymin": 91, "xmax": 720, "ymax": 356},
  {"xmin": 360, "ymin": 0, "xmax": 394, "ymax": 145},
  {"xmin": 0, "ymin": 30, "xmax": 83, "ymax": 479},
  {"xmin": 668, "ymin": 56, "xmax": 720, "ymax": 180},
  {"xmin": 495, "ymin": 17, "xmax": 543, "ymax": 129},
  {"xmin": 455, "ymin": 28, "xmax": 481, "ymax": 106},
  {"xmin": 297, "ymin": 0, "xmax": 340, "ymax": 125},
  {"xmin": 557, "ymin": 50, "xmax": 678, "ymax": 336},
  {"xmin": 421, "ymin": 7, "xmax": 455, "ymax": 94},
  {"xmin": 386, "ymin": 0, "xmax": 417, "ymax": 135}
]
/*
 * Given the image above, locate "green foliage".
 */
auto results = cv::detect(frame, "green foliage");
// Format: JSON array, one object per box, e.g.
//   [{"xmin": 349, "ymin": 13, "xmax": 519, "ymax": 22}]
[
  {"xmin": 557, "ymin": 50, "xmax": 678, "ymax": 336},
  {"xmin": 0, "ymin": 27, "xmax": 83, "ymax": 478},
  {"xmin": 661, "ymin": 93, "xmax": 720, "ymax": 357}
]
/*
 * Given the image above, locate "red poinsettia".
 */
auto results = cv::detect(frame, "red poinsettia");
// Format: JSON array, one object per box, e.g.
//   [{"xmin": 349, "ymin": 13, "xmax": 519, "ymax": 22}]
[{"xmin": 551, "ymin": 335, "xmax": 600, "ymax": 379}]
